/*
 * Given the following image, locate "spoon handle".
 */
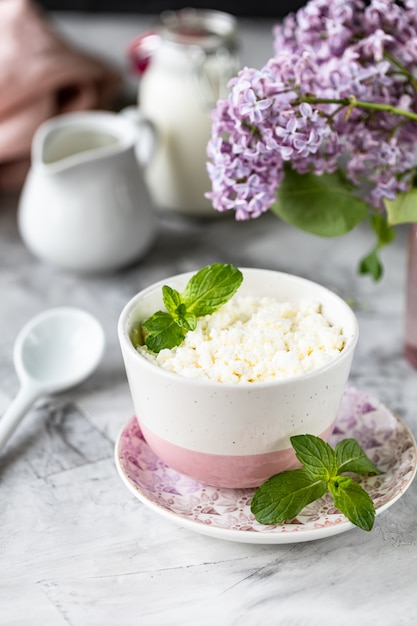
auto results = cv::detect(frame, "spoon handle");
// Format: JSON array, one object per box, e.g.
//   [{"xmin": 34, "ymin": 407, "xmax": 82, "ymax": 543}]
[{"xmin": 0, "ymin": 384, "xmax": 40, "ymax": 453}]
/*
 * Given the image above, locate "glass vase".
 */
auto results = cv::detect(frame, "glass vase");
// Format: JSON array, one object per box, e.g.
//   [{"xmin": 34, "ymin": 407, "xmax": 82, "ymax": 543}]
[{"xmin": 405, "ymin": 223, "xmax": 417, "ymax": 368}]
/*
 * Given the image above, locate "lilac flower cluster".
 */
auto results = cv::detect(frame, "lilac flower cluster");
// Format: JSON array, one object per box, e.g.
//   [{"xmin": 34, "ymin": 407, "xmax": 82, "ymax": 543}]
[{"xmin": 207, "ymin": 0, "xmax": 417, "ymax": 220}]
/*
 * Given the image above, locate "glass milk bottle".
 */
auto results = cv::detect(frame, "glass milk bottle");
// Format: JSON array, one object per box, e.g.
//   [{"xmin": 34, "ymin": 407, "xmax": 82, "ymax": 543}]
[{"xmin": 130, "ymin": 9, "xmax": 239, "ymax": 217}]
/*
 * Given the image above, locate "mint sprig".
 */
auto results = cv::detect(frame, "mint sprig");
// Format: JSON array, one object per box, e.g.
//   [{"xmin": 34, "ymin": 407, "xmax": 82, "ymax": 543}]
[
  {"xmin": 138, "ymin": 264, "xmax": 243, "ymax": 353},
  {"xmin": 251, "ymin": 434, "xmax": 381, "ymax": 532}
]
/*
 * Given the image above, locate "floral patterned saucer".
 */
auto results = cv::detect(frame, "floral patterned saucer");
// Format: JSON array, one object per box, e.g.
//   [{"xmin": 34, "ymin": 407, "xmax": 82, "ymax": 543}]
[{"xmin": 115, "ymin": 387, "xmax": 417, "ymax": 544}]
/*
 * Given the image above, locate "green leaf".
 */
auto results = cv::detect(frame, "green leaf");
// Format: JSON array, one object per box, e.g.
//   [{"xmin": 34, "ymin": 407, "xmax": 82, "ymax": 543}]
[
  {"xmin": 336, "ymin": 439, "xmax": 381, "ymax": 476},
  {"xmin": 271, "ymin": 168, "xmax": 369, "ymax": 237},
  {"xmin": 358, "ymin": 247, "xmax": 383, "ymax": 281},
  {"xmin": 162, "ymin": 285, "xmax": 184, "ymax": 316},
  {"xmin": 162, "ymin": 286, "xmax": 196, "ymax": 330},
  {"xmin": 385, "ymin": 188, "xmax": 417, "ymax": 225},
  {"xmin": 138, "ymin": 263, "xmax": 243, "ymax": 353},
  {"xmin": 370, "ymin": 213, "xmax": 396, "ymax": 247},
  {"xmin": 182, "ymin": 263, "xmax": 243, "ymax": 316},
  {"xmin": 250, "ymin": 468, "xmax": 327, "ymax": 524},
  {"xmin": 290, "ymin": 434, "xmax": 338, "ymax": 481},
  {"xmin": 329, "ymin": 476, "xmax": 376, "ymax": 531},
  {"xmin": 358, "ymin": 213, "xmax": 395, "ymax": 281},
  {"xmin": 251, "ymin": 435, "xmax": 380, "ymax": 532},
  {"xmin": 142, "ymin": 311, "xmax": 185, "ymax": 352},
  {"xmin": 176, "ymin": 312, "xmax": 197, "ymax": 331}
]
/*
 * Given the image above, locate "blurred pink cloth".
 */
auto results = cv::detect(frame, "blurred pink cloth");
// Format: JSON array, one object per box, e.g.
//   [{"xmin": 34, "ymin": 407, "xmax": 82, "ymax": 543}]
[{"xmin": 0, "ymin": 0, "xmax": 122, "ymax": 190}]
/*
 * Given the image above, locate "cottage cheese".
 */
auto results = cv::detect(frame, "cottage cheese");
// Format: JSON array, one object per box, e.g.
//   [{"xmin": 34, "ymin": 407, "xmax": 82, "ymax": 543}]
[{"xmin": 137, "ymin": 296, "xmax": 346, "ymax": 383}]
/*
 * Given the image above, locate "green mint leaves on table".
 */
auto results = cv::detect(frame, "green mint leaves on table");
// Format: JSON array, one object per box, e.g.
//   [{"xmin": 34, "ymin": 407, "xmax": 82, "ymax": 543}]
[
  {"xmin": 139, "ymin": 263, "xmax": 243, "ymax": 353},
  {"xmin": 251, "ymin": 434, "xmax": 381, "ymax": 532}
]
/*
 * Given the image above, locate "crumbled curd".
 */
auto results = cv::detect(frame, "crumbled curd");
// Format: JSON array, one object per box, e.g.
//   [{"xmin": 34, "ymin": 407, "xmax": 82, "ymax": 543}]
[{"xmin": 137, "ymin": 296, "xmax": 346, "ymax": 383}]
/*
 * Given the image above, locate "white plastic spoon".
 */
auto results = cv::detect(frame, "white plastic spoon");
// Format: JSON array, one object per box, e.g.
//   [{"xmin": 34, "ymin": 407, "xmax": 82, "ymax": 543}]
[{"xmin": 0, "ymin": 307, "xmax": 105, "ymax": 453}]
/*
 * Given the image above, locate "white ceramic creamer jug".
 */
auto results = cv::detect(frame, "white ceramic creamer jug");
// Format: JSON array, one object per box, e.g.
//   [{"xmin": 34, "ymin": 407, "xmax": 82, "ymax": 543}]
[
  {"xmin": 18, "ymin": 110, "xmax": 157, "ymax": 273},
  {"xmin": 129, "ymin": 8, "xmax": 239, "ymax": 217}
]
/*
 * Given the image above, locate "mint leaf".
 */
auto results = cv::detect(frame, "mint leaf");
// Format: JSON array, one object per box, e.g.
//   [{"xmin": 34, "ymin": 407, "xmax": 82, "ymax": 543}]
[
  {"xmin": 251, "ymin": 435, "xmax": 381, "ymax": 532},
  {"xmin": 329, "ymin": 476, "xmax": 376, "ymax": 531},
  {"xmin": 176, "ymin": 312, "xmax": 197, "ymax": 331},
  {"xmin": 142, "ymin": 311, "xmax": 185, "ymax": 352},
  {"xmin": 336, "ymin": 438, "xmax": 381, "ymax": 476},
  {"xmin": 271, "ymin": 168, "xmax": 368, "ymax": 237},
  {"xmin": 250, "ymin": 468, "xmax": 327, "ymax": 524},
  {"xmin": 162, "ymin": 286, "xmax": 197, "ymax": 331},
  {"xmin": 162, "ymin": 285, "xmax": 184, "ymax": 316},
  {"xmin": 182, "ymin": 263, "xmax": 243, "ymax": 316},
  {"xmin": 291, "ymin": 434, "xmax": 338, "ymax": 481},
  {"xmin": 137, "ymin": 263, "xmax": 243, "ymax": 353}
]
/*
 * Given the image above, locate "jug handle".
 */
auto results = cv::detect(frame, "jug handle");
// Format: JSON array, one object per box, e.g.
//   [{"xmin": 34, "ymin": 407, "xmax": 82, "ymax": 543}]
[{"xmin": 120, "ymin": 106, "xmax": 157, "ymax": 167}]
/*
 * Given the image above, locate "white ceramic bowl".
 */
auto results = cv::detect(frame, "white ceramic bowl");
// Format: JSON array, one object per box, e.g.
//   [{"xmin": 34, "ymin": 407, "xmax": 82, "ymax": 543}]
[{"xmin": 118, "ymin": 268, "xmax": 358, "ymax": 488}]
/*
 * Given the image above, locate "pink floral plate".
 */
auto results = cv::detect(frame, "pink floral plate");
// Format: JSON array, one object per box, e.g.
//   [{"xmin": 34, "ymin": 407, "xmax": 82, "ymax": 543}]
[{"xmin": 115, "ymin": 386, "xmax": 417, "ymax": 544}]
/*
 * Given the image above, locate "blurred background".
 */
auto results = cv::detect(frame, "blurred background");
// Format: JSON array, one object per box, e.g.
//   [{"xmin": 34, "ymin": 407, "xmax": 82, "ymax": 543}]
[{"xmin": 36, "ymin": 0, "xmax": 306, "ymax": 18}]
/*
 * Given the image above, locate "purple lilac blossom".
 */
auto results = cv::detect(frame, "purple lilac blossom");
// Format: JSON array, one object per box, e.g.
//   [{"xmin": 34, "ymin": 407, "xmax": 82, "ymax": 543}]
[{"xmin": 206, "ymin": 0, "xmax": 417, "ymax": 220}]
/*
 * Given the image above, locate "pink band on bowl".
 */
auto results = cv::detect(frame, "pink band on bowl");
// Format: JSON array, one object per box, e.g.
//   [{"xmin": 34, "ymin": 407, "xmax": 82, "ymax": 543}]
[{"xmin": 139, "ymin": 420, "xmax": 336, "ymax": 488}]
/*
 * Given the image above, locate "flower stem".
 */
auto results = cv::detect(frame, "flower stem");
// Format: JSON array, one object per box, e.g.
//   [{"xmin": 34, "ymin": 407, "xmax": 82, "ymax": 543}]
[
  {"xmin": 297, "ymin": 95, "xmax": 417, "ymax": 122},
  {"xmin": 384, "ymin": 51, "xmax": 417, "ymax": 93}
]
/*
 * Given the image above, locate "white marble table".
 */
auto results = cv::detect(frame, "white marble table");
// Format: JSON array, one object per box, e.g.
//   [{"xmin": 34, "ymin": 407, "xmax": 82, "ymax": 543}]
[{"xmin": 1, "ymin": 13, "xmax": 417, "ymax": 626}]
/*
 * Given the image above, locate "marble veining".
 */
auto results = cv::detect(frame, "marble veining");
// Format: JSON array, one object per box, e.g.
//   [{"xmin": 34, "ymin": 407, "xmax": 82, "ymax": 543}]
[{"xmin": 1, "ymin": 13, "xmax": 417, "ymax": 626}]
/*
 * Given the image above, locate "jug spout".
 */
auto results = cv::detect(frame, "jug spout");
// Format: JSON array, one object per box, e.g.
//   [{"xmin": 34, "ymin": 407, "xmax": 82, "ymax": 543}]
[
  {"xmin": 40, "ymin": 127, "xmax": 120, "ymax": 170},
  {"xmin": 32, "ymin": 111, "xmax": 131, "ymax": 174},
  {"xmin": 32, "ymin": 109, "xmax": 156, "ymax": 173}
]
